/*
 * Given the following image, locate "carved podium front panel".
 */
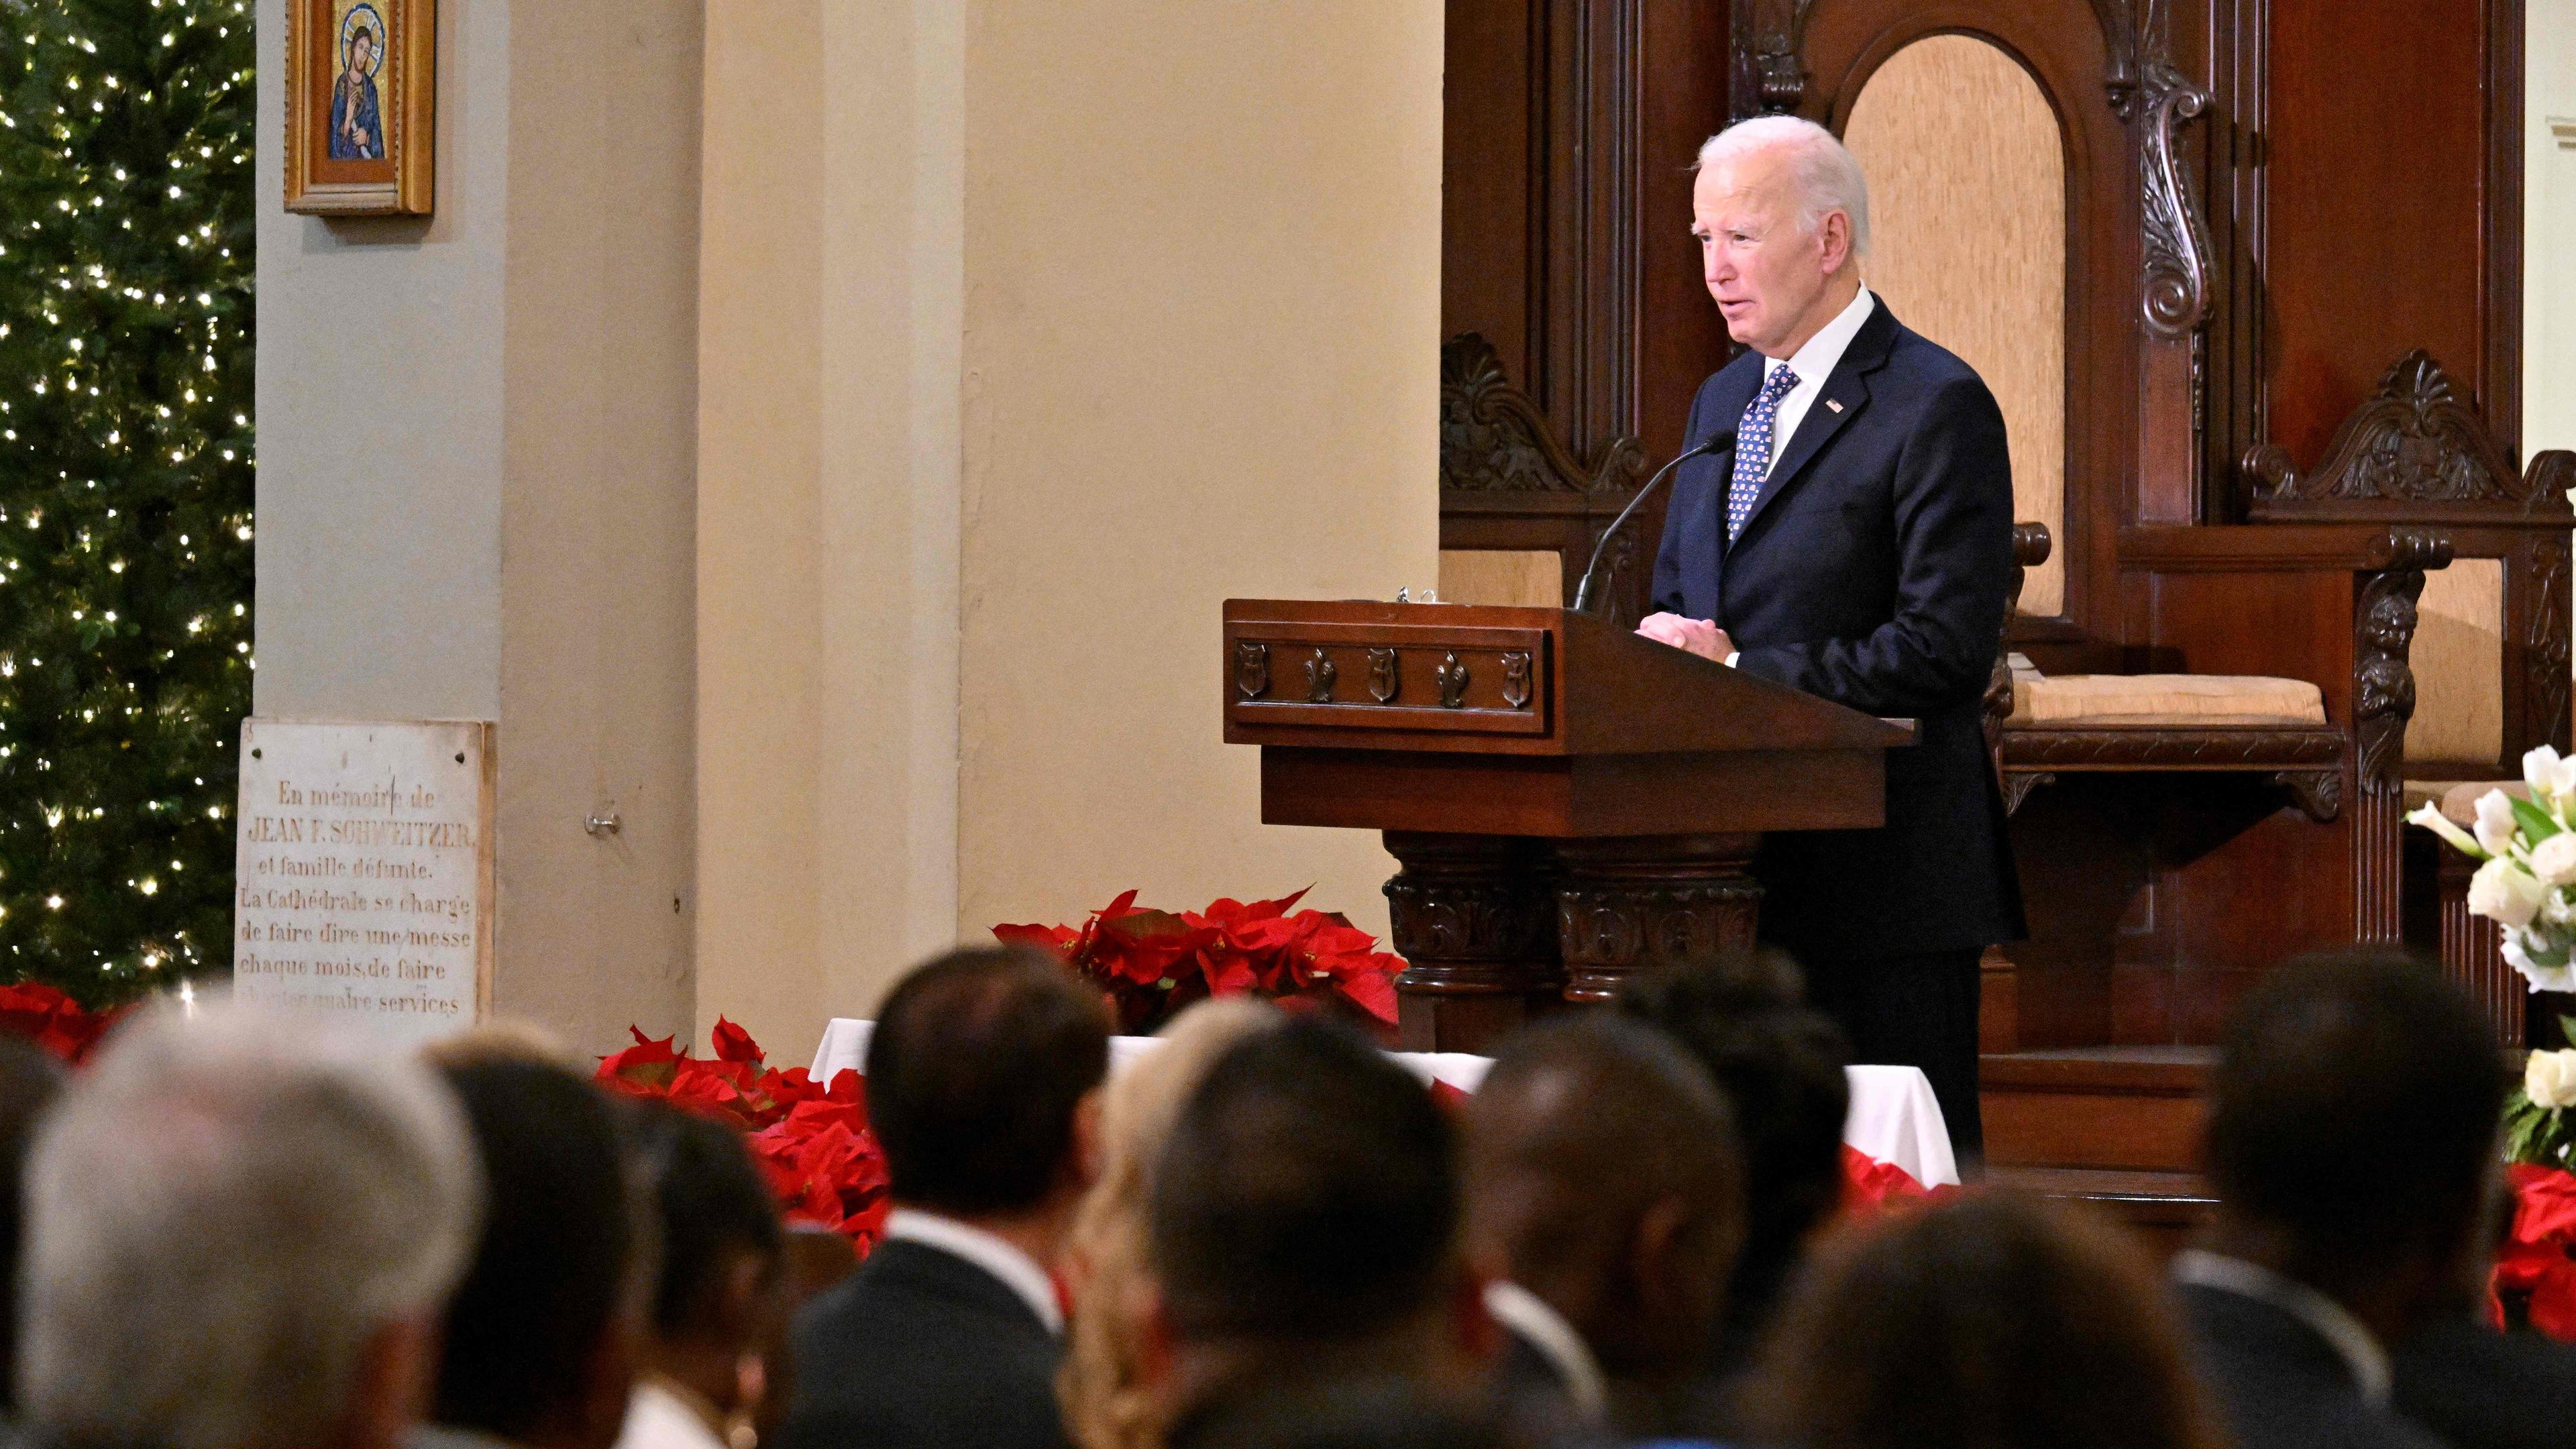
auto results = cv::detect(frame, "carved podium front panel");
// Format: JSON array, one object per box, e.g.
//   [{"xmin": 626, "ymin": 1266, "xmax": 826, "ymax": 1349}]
[{"xmin": 1224, "ymin": 600, "xmax": 1911, "ymax": 1049}]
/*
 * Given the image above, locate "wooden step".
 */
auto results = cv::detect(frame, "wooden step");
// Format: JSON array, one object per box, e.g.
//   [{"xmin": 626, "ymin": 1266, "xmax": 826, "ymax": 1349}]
[
  {"xmin": 1990, "ymin": 1165, "xmax": 2216, "ymax": 1260},
  {"xmin": 1980, "ymin": 1045, "xmax": 2214, "ymax": 1173}
]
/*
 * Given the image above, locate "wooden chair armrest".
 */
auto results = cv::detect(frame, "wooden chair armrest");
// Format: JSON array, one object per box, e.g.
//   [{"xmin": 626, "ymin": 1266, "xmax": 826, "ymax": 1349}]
[{"xmin": 2118, "ymin": 525, "xmax": 2453, "ymax": 574}]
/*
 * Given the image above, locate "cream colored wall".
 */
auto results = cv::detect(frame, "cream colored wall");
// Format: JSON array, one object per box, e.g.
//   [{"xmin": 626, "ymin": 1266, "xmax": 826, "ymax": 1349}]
[
  {"xmin": 696, "ymin": 1, "xmax": 967, "ymax": 1061},
  {"xmin": 698, "ymin": 1, "xmax": 1443, "ymax": 1061},
  {"xmin": 256, "ymin": 0, "xmax": 702, "ymax": 1055},
  {"xmin": 2534, "ymin": 0, "xmax": 2575, "ymax": 461},
  {"xmin": 1843, "ymin": 36, "xmax": 2067, "ymax": 617},
  {"xmin": 955, "ymin": 0, "xmax": 1443, "ymax": 953},
  {"xmin": 256, "ymin": 0, "xmax": 506, "ymax": 719},
  {"xmin": 2535, "ymin": 0, "xmax": 2576, "ymax": 706}
]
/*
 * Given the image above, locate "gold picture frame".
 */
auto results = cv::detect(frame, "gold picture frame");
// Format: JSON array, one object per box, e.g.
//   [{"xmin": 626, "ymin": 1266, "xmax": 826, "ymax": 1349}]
[{"xmin": 284, "ymin": 0, "xmax": 434, "ymax": 215}]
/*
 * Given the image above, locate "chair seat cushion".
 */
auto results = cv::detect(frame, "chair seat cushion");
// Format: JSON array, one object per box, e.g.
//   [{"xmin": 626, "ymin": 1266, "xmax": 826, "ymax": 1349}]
[{"xmin": 2008, "ymin": 674, "xmax": 2328, "ymax": 728}]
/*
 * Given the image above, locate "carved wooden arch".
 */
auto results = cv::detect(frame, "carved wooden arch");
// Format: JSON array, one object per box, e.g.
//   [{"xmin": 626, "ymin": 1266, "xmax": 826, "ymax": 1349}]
[
  {"xmin": 2244, "ymin": 352, "xmax": 2560, "ymax": 517},
  {"xmin": 1440, "ymin": 333, "xmax": 1647, "ymax": 495},
  {"xmin": 1738, "ymin": 0, "xmax": 2158, "ymax": 651}
]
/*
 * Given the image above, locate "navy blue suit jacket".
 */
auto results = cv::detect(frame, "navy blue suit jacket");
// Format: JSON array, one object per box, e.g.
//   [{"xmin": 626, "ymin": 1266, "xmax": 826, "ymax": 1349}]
[{"xmin": 1650, "ymin": 299, "xmax": 2024, "ymax": 961}]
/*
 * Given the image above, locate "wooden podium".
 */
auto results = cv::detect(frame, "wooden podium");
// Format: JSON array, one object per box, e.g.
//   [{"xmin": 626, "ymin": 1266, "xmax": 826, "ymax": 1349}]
[{"xmin": 1224, "ymin": 599, "xmax": 1915, "ymax": 1051}]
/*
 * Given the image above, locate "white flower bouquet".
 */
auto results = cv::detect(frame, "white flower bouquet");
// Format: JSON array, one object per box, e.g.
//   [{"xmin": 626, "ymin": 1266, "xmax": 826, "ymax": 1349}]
[{"xmin": 2408, "ymin": 745, "xmax": 2576, "ymax": 994}]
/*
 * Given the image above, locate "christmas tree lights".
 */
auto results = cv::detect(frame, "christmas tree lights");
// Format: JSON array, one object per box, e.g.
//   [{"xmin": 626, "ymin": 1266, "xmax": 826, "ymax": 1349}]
[{"xmin": 0, "ymin": 0, "xmax": 252, "ymax": 1005}]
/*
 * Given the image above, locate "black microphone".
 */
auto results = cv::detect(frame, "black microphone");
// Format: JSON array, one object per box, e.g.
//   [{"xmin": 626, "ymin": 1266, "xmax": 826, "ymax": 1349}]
[{"xmin": 1570, "ymin": 429, "xmax": 1734, "ymax": 615}]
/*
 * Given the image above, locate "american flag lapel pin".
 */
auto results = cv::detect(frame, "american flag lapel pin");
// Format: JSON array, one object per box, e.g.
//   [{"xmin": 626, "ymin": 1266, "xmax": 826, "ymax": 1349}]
[{"xmin": 1825, "ymin": 398, "xmax": 1843, "ymax": 413}]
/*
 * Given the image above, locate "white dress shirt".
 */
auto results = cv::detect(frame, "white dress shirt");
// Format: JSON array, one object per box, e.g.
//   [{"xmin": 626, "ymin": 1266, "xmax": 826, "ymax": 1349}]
[
  {"xmin": 613, "ymin": 1379, "xmax": 730, "ymax": 1449},
  {"xmin": 2171, "ymin": 1248, "xmax": 2392, "ymax": 1405},
  {"xmin": 1758, "ymin": 283, "xmax": 1876, "ymax": 478},
  {"xmin": 884, "ymin": 1206, "xmax": 1065, "ymax": 1335},
  {"xmin": 1483, "ymin": 1279, "xmax": 1608, "ymax": 1421}
]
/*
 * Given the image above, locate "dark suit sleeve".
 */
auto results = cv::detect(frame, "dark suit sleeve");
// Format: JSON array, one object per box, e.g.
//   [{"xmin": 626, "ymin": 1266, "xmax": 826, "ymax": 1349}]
[
  {"xmin": 1650, "ymin": 382, "xmax": 1715, "ymax": 616},
  {"xmin": 1731, "ymin": 375, "xmax": 2013, "ymax": 718}
]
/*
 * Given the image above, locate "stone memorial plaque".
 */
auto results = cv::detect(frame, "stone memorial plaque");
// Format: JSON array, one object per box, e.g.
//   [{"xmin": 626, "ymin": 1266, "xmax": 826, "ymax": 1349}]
[{"xmin": 232, "ymin": 719, "xmax": 494, "ymax": 1041}]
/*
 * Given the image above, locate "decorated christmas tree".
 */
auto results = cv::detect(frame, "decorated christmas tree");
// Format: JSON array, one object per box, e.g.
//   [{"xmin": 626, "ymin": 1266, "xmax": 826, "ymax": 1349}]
[{"xmin": 0, "ymin": 0, "xmax": 253, "ymax": 1005}]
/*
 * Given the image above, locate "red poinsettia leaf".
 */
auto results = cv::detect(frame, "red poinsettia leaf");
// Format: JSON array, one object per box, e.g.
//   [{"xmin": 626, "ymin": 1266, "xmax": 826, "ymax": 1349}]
[
  {"xmin": 1094, "ymin": 910, "xmax": 1207, "ymax": 989},
  {"xmin": 598, "ymin": 1028, "xmax": 683, "ymax": 1090},
  {"xmin": 1097, "ymin": 907, "xmax": 1200, "ymax": 950},
  {"xmin": 708, "ymin": 1017, "xmax": 765, "ymax": 1067},
  {"xmin": 0, "ymin": 987, "xmax": 127, "ymax": 1067},
  {"xmin": 1332, "ymin": 965, "xmax": 1400, "ymax": 1026},
  {"xmin": 761, "ymin": 1066, "xmax": 825, "ymax": 1108},
  {"xmin": 993, "ymin": 921, "xmax": 1079, "ymax": 958},
  {"xmin": 1203, "ymin": 956, "xmax": 1261, "ymax": 998},
  {"xmin": 1097, "ymin": 890, "xmax": 1144, "ymax": 920},
  {"xmin": 2508, "ymin": 1164, "xmax": 2576, "ymax": 1245}
]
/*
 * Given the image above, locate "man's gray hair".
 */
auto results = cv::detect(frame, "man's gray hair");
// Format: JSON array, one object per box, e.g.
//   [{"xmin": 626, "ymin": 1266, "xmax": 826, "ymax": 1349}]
[
  {"xmin": 1697, "ymin": 114, "xmax": 1872, "ymax": 260},
  {"xmin": 20, "ymin": 1003, "xmax": 484, "ymax": 1449}
]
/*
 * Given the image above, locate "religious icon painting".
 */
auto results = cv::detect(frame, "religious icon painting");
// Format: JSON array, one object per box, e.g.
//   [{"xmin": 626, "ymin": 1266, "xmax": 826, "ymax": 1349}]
[{"xmin": 284, "ymin": 0, "xmax": 434, "ymax": 215}]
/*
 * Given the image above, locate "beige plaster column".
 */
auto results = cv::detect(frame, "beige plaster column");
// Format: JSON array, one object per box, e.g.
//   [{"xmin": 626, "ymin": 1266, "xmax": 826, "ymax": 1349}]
[
  {"xmin": 696, "ymin": 1, "xmax": 1443, "ymax": 1061},
  {"xmin": 255, "ymin": 0, "xmax": 703, "ymax": 1055},
  {"xmin": 2533, "ymin": 0, "xmax": 2576, "ymax": 458}
]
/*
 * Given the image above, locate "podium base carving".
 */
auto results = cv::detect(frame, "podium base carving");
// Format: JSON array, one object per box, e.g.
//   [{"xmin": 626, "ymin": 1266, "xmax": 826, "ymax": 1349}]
[
  {"xmin": 1383, "ymin": 832, "xmax": 1560, "ymax": 1051},
  {"xmin": 1556, "ymin": 834, "xmax": 1763, "ymax": 1002},
  {"xmin": 1385, "ymin": 830, "xmax": 1766, "ymax": 1053}
]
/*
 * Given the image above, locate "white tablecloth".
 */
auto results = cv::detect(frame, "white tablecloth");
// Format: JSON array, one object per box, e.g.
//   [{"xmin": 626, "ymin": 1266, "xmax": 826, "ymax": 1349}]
[{"xmin": 812, "ymin": 1017, "xmax": 1958, "ymax": 1189}]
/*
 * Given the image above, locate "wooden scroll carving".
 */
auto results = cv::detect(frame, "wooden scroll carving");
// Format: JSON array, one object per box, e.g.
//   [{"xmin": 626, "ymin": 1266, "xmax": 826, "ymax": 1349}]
[
  {"xmin": 1730, "ymin": 0, "xmax": 1818, "ymax": 119},
  {"xmin": 1440, "ymin": 333, "xmax": 1646, "ymax": 495},
  {"xmin": 2244, "ymin": 352, "xmax": 2542, "ymax": 508},
  {"xmin": 2138, "ymin": 57, "xmax": 2213, "ymax": 340},
  {"xmin": 2088, "ymin": 0, "xmax": 2144, "ymax": 115},
  {"xmin": 2351, "ymin": 529, "xmax": 2453, "ymax": 941},
  {"xmin": 2528, "ymin": 529, "xmax": 2573, "ymax": 755}
]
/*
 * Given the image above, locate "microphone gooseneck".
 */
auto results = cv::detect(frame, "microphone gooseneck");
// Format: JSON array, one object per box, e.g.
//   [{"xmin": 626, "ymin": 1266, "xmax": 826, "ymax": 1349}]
[{"xmin": 1570, "ymin": 430, "xmax": 1735, "ymax": 616}]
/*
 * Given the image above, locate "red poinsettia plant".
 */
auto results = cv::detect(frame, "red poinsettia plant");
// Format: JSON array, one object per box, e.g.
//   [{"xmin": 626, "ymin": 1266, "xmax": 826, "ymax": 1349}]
[
  {"xmin": 0, "ymin": 982, "xmax": 131, "ymax": 1065},
  {"xmin": 2494, "ymin": 1162, "xmax": 2576, "ymax": 1338},
  {"xmin": 2496, "ymin": 1027, "xmax": 2576, "ymax": 1339},
  {"xmin": 995, "ymin": 888, "xmax": 1404, "ymax": 1038},
  {"xmin": 598, "ymin": 1020, "xmax": 892, "ymax": 1255}
]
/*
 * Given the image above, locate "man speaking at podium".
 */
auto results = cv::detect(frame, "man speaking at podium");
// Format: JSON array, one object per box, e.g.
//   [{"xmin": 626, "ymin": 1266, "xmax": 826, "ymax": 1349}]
[{"xmin": 1637, "ymin": 115, "xmax": 2022, "ymax": 1161}]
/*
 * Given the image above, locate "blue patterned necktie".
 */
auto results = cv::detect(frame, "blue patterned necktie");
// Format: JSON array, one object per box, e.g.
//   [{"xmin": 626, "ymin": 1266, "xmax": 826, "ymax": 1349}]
[{"xmin": 1727, "ymin": 364, "xmax": 1802, "ymax": 543}]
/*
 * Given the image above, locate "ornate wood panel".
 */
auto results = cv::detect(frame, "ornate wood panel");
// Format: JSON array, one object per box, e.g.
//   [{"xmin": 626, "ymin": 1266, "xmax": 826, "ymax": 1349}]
[{"xmin": 1440, "ymin": 0, "xmax": 1733, "ymax": 623}]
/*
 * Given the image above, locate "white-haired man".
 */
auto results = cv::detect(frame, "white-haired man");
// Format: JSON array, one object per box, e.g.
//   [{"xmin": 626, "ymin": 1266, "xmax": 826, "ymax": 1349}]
[
  {"xmin": 1638, "ymin": 114, "xmax": 2022, "ymax": 1160},
  {"xmin": 19, "ymin": 1002, "xmax": 483, "ymax": 1449}
]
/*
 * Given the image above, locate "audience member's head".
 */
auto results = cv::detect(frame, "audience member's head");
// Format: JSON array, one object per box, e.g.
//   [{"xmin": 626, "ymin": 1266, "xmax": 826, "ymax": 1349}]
[
  {"xmin": 2204, "ymin": 949, "xmax": 2505, "ymax": 1336},
  {"xmin": 21, "ymin": 1004, "xmax": 481, "ymax": 1449},
  {"xmin": 1148, "ymin": 1016, "xmax": 1493, "ymax": 1416},
  {"xmin": 1169, "ymin": 1377, "xmax": 1507, "ymax": 1449},
  {"xmin": 1616, "ymin": 952, "xmax": 1849, "ymax": 1376},
  {"xmin": 627, "ymin": 1100, "xmax": 787, "ymax": 1434},
  {"xmin": 867, "ymin": 944, "xmax": 1112, "ymax": 1237},
  {"xmin": 434, "ymin": 1056, "xmax": 645, "ymax": 1449},
  {"xmin": 1750, "ymin": 1193, "xmax": 2226, "ymax": 1449},
  {"xmin": 1463, "ymin": 1015, "xmax": 1743, "ymax": 1429},
  {"xmin": 0, "ymin": 1032, "xmax": 66, "ymax": 1413},
  {"xmin": 1062, "ymin": 998, "xmax": 1283, "ymax": 1449}
]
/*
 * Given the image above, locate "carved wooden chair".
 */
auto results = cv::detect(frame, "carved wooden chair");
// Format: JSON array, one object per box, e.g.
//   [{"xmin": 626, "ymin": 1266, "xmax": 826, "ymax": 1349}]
[{"xmin": 2241, "ymin": 352, "xmax": 2576, "ymax": 1045}]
